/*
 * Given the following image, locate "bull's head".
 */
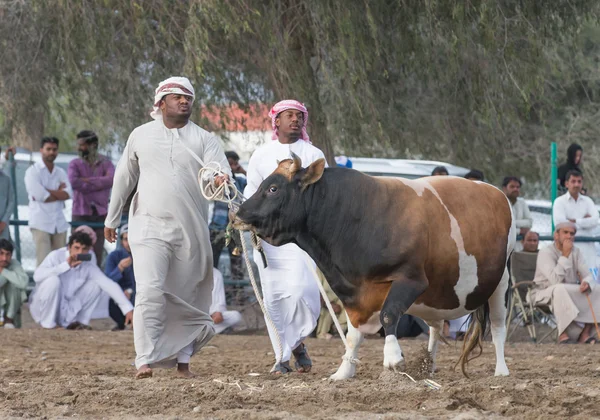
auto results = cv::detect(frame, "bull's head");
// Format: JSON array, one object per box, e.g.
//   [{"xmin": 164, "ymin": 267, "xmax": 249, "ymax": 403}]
[{"xmin": 233, "ymin": 152, "xmax": 326, "ymax": 246}]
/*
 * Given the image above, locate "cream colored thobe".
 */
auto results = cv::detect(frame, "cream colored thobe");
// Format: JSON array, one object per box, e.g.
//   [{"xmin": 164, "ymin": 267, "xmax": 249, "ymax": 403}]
[
  {"xmin": 210, "ymin": 268, "xmax": 242, "ymax": 334},
  {"xmin": 530, "ymin": 243, "xmax": 600, "ymax": 336},
  {"xmin": 105, "ymin": 119, "xmax": 231, "ymax": 369},
  {"xmin": 512, "ymin": 197, "xmax": 533, "ymax": 252},
  {"xmin": 29, "ymin": 248, "xmax": 133, "ymax": 329},
  {"xmin": 245, "ymin": 139, "xmax": 325, "ymax": 363}
]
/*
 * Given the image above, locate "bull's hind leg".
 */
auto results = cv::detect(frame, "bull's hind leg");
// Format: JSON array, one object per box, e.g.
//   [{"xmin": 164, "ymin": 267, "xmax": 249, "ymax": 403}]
[
  {"xmin": 426, "ymin": 320, "xmax": 444, "ymax": 374},
  {"xmin": 330, "ymin": 312, "xmax": 363, "ymax": 381},
  {"xmin": 381, "ymin": 278, "xmax": 427, "ymax": 372},
  {"xmin": 489, "ymin": 268, "xmax": 510, "ymax": 376}
]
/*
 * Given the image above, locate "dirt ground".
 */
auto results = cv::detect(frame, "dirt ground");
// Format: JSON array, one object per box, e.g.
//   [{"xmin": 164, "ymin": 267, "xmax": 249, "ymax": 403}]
[{"xmin": 1, "ymin": 309, "xmax": 599, "ymax": 420}]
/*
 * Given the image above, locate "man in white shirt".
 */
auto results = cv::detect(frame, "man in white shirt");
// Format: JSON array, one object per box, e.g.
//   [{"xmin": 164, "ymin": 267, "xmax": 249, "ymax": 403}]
[
  {"xmin": 24, "ymin": 137, "xmax": 73, "ymax": 266},
  {"xmin": 553, "ymin": 170, "xmax": 599, "ymax": 269},
  {"xmin": 29, "ymin": 230, "xmax": 133, "ymax": 329},
  {"xmin": 210, "ymin": 268, "xmax": 242, "ymax": 334},
  {"xmin": 502, "ymin": 176, "xmax": 533, "ymax": 247}
]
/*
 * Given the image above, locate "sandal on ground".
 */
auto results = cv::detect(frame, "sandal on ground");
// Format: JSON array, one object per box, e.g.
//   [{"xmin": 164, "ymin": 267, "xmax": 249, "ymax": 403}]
[
  {"xmin": 270, "ymin": 361, "xmax": 293, "ymax": 375},
  {"xmin": 292, "ymin": 343, "xmax": 312, "ymax": 373},
  {"xmin": 585, "ymin": 336, "xmax": 597, "ymax": 344},
  {"xmin": 558, "ymin": 338, "xmax": 576, "ymax": 344}
]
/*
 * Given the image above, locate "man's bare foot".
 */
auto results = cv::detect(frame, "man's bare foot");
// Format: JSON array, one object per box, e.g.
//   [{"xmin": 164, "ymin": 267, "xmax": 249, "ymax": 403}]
[
  {"xmin": 136, "ymin": 365, "xmax": 153, "ymax": 379},
  {"xmin": 176, "ymin": 363, "xmax": 196, "ymax": 378}
]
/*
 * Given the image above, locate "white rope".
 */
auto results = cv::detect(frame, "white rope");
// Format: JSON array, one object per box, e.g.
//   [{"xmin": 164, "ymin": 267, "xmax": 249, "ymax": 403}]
[{"xmin": 182, "ymin": 141, "xmax": 352, "ymax": 367}]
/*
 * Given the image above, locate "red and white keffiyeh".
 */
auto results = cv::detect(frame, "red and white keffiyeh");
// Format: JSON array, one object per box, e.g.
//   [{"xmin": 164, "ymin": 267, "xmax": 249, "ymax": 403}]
[
  {"xmin": 269, "ymin": 99, "xmax": 310, "ymax": 143},
  {"xmin": 150, "ymin": 77, "xmax": 195, "ymax": 120}
]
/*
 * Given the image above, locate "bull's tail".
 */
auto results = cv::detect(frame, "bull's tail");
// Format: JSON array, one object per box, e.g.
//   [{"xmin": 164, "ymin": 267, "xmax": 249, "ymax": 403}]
[{"xmin": 455, "ymin": 303, "xmax": 490, "ymax": 378}]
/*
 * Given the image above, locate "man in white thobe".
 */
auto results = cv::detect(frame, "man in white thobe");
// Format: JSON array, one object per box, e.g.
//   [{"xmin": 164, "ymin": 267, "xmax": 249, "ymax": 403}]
[
  {"xmin": 502, "ymin": 176, "xmax": 532, "ymax": 252},
  {"xmin": 104, "ymin": 77, "xmax": 231, "ymax": 379},
  {"xmin": 29, "ymin": 231, "xmax": 133, "ymax": 329},
  {"xmin": 210, "ymin": 268, "xmax": 242, "ymax": 334},
  {"xmin": 244, "ymin": 99, "xmax": 325, "ymax": 374},
  {"xmin": 530, "ymin": 222, "xmax": 599, "ymax": 344},
  {"xmin": 553, "ymin": 170, "xmax": 599, "ymax": 269}
]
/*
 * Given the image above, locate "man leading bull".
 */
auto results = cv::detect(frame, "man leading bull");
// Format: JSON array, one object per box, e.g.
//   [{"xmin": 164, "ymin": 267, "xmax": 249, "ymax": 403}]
[
  {"xmin": 105, "ymin": 77, "xmax": 231, "ymax": 379},
  {"xmin": 244, "ymin": 100, "xmax": 326, "ymax": 374}
]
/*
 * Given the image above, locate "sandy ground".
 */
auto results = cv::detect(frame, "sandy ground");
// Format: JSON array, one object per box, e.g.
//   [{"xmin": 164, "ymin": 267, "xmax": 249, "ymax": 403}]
[{"xmin": 1, "ymin": 309, "xmax": 599, "ymax": 420}]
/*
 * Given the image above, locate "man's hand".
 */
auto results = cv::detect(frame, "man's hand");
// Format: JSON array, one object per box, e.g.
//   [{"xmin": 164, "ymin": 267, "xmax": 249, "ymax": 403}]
[
  {"xmin": 211, "ymin": 312, "xmax": 224, "ymax": 324},
  {"xmin": 580, "ymin": 281, "xmax": 591, "ymax": 294},
  {"xmin": 4, "ymin": 146, "xmax": 15, "ymax": 160},
  {"xmin": 118, "ymin": 256, "xmax": 133, "ymax": 272},
  {"xmin": 59, "ymin": 182, "xmax": 66, "ymax": 190},
  {"xmin": 584, "ymin": 214, "xmax": 592, "ymax": 219},
  {"xmin": 67, "ymin": 255, "xmax": 82, "ymax": 268},
  {"xmin": 0, "ymin": 221, "xmax": 6, "ymax": 234},
  {"xmin": 214, "ymin": 174, "xmax": 230, "ymax": 187},
  {"xmin": 124, "ymin": 310, "xmax": 133, "ymax": 326},
  {"xmin": 562, "ymin": 238, "xmax": 574, "ymax": 257},
  {"xmin": 105, "ymin": 227, "xmax": 117, "ymax": 243},
  {"xmin": 519, "ymin": 227, "xmax": 530, "ymax": 236},
  {"xmin": 331, "ymin": 303, "xmax": 342, "ymax": 315}
]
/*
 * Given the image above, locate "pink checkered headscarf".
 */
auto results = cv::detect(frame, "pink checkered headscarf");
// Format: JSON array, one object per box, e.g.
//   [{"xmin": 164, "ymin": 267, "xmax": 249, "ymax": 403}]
[{"xmin": 269, "ymin": 100, "xmax": 310, "ymax": 143}]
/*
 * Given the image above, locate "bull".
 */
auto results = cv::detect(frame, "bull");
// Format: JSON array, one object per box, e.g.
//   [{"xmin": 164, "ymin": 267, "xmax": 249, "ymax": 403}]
[{"xmin": 233, "ymin": 154, "xmax": 515, "ymax": 380}]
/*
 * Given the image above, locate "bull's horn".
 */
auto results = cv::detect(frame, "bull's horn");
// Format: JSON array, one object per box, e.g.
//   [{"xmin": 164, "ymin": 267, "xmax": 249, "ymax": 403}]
[{"xmin": 290, "ymin": 151, "xmax": 303, "ymax": 173}]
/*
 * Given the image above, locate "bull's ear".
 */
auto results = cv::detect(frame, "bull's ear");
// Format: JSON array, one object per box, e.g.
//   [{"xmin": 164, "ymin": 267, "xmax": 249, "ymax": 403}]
[
  {"xmin": 300, "ymin": 158, "xmax": 326, "ymax": 190},
  {"xmin": 290, "ymin": 152, "xmax": 303, "ymax": 175}
]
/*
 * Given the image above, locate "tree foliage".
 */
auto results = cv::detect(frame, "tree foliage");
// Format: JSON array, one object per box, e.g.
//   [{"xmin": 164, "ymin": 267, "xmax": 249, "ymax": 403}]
[{"xmin": 1, "ymin": 0, "xmax": 600, "ymax": 196}]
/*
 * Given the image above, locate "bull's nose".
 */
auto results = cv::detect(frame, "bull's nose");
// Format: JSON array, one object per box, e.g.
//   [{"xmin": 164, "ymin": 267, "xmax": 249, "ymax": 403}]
[{"xmin": 232, "ymin": 216, "xmax": 252, "ymax": 231}]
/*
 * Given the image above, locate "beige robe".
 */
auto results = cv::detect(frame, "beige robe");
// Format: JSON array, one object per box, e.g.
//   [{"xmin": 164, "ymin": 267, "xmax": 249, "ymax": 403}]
[
  {"xmin": 105, "ymin": 119, "xmax": 231, "ymax": 369},
  {"xmin": 530, "ymin": 244, "xmax": 600, "ymax": 336}
]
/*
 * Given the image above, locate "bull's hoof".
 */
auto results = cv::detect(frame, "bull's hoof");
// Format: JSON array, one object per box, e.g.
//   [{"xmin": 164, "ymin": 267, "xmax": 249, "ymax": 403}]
[
  {"xmin": 329, "ymin": 362, "xmax": 356, "ymax": 381},
  {"xmin": 494, "ymin": 367, "xmax": 510, "ymax": 376},
  {"xmin": 383, "ymin": 358, "xmax": 406, "ymax": 372}
]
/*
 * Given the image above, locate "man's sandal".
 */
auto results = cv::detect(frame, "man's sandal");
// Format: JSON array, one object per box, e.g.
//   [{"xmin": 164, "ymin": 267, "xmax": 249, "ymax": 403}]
[
  {"xmin": 270, "ymin": 361, "xmax": 293, "ymax": 375},
  {"xmin": 292, "ymin": 343, "xmax": 312, "ymax": 373}
]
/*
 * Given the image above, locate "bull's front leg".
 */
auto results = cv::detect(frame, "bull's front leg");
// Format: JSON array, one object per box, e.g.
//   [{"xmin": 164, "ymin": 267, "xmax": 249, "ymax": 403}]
[
  {"xmin": 380, "ymin": 276, "xmax": 428, "ymax": 372},
  {"xmin": 329, "ymin": 313, "xmax": 363, "ymax": 381}
]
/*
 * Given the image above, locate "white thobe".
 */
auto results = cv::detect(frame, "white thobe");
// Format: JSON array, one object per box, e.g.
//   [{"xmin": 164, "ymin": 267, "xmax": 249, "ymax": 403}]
[
  {"xmin": 105, "ymin": 119, "xmax": 231, "ymax": 369},
  {"xmin": 245, "ymin": 140, "xmax": 325, "ymax": 363},
  {"xmin": 511, "ymin": 198, "xmax": 533, "ymax": 252},
  {"xmin": 29, "ymin": 248, "xmax": 133, "ymax": 329},
  {"xmin": 553, "ymin": 193, "xmax": 599, "ymax": 269},
  {"xmin": 210, "ymin": 268, "xmax": 242, "ymax": 334},
  {"xmin": 24, "ymin": 161, "xmax": 73, "ymax": 234}
]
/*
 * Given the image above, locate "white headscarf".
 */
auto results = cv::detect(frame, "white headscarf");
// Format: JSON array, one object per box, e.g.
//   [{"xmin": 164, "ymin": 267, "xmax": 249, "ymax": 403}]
[{"xmin": 150, "ymin": 77, "xmax": 195, "ymax": 120}]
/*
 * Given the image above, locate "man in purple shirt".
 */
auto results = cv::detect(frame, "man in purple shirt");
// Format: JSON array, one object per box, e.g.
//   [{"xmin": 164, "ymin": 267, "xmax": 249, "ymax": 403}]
[{"xmin": 68, "ymin": 130, "xmax": 115, "ymax": 266}]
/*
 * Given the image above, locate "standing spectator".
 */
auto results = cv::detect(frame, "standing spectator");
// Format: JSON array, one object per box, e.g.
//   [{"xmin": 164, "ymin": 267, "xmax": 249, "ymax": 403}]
[
  {"xmin": 104, "ymin": 224, "xmax": 135, "ymax": 331},
  {"xmin": 24, "ymin": 137, "xmax": 73, "ymax": 266},
  {"xmin": 557, "ymin": 143, "xmax": 583, "ymax": 191},
  {"xmin": 68, "ymin": 130, "xmax": 115, "ymax": 266},
  {"xmin": 502, "ymin": 176, "xmax": 533, "ymax": 251},
  {"xmin": 0, "ymin": 154, "xmax": 14, "ymax": 241},
  {"xmin": 431, "ymin": 166, "xmax": 449, "ymax": 176},
  {"xmin": 553, "ymin": 170, "xmax": 599, "ymax": 269},
  {"xmin": 0, "ymin": 239, "xmax": 28, "ymax": 328},
  {"xmin": 209, "ymin": 151, "xmax": 247, "ymax": 281}
]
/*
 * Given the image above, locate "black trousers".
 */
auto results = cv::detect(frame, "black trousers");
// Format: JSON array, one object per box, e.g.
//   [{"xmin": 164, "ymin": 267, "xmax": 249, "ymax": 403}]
[{"xmin": 109, "ymin": 293, "xmax": 135, "ymax": 329}]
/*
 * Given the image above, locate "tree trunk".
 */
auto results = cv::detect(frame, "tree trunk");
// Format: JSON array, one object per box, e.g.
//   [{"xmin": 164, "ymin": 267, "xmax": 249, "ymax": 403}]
[{"xmin": 10, "ymin": 105, "xmax": 45, "ymax": 150}]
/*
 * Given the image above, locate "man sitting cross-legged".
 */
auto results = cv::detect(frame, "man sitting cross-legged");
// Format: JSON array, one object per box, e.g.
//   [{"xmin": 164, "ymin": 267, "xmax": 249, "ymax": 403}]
[
  {"xmin": 210, "ymin": 268, "xmax": 242, "ymax": 334},
  {"xmin": 0, "ymin": 239, "xmax": 28, "ymax": 328},
  {"xmin": 530, "ymin": 222, "xmax": 600, "ymax": 344},
  {"xmin": 29, "ymin": 230, "xmax": 133, "ymax": 329}
]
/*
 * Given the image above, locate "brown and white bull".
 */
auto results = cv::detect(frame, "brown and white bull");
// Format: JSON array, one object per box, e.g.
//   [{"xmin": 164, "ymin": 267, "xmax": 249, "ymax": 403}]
[{"xmin": 233, "ymin": 154, "xmax": 515, "ymax": 380}]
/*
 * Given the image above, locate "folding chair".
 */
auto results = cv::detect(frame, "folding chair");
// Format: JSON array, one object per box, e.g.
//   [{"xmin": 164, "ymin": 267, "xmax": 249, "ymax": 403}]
[{"xmin": 506, "ymin": 251, "xmax": 558, "ymax": 343}]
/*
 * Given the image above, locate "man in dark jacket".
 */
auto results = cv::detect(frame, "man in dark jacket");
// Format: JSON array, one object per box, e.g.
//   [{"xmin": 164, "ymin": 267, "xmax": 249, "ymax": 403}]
[{"xmin": 104, "ymin": 224, "xmax": 135, "ymax": 330}]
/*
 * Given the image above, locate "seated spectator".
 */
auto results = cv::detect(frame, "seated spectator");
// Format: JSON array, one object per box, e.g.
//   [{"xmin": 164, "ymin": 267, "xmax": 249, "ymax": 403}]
[
  {"xmin": 0, "ymin": 239, "xmax": 28, "ymax": 328},
  {"xmin": 530, "ymin": 222, "xmax": 599, "ymax": 344},
  {"xmin": 210, "ymin": 268, "xmax": 242, "ymax": 334},
  {"xmin": 431, "ymin": 166, "xmax": 449, "ymax": 176},
  {"xmin": 522, "ymin": 231, "xmax": 540, "ymax": 253},
  {"xmin": 464, "ymin": 169, "xmax": 484, "ymax": 181},
  {"xmin": 74, "ymin": 225, "xmax": 98, "ymax": 264},
  {"xmin": 104, "ymin": 224, "xmax": 135, "ymax": 331},
  {"xmin": 315, "ymin": 269, "xmax": 347, "ymax": 339},
  {"xmin": 29, "ymin": 231, "xmax": 133, "ymax": 330}
]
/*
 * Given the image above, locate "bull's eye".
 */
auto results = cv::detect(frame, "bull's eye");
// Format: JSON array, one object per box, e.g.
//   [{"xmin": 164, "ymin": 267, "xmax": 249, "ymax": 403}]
[{"xmin": 268, "ymin": 185, "xmax": 278, "ymax": 194}]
